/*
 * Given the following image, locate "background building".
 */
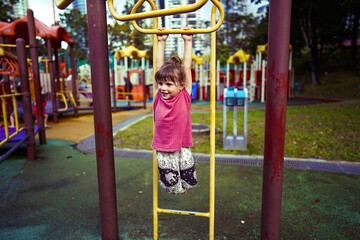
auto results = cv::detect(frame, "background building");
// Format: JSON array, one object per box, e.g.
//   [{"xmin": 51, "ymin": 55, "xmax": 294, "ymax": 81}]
[
  {"xmin": 12, "ymin": 0, "xmax": 29, "ymax": 18},
  {"xmin": 162, "ymin": 0, "xmax": 207, "ymax": 58},
  {"xmin": 72, "ymin": 0, "xmax": 87, "ymax": 15}
]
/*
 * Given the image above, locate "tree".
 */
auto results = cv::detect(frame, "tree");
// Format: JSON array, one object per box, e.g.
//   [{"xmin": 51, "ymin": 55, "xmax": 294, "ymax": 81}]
[
  {"xmin": 344, "ymin": 0, "xmax": 359, "ymax": 70},
  {"xmin": 107, "ymin": 1, "xmax": 150, "ymax": 53},
  {"xmin": 107, "ymin": 21, "xmax": 132, "ymax": 53},
  {"xmin": 216, "ymin": 0, "xmax": 258, "ymax": 65},
  {"xmin": 251, "ymin": 0, "xmax": 357, "ymax": 85},
  {"xmin": 0, "ymin": 0, "xmax": 19, "ymax": 22},
  {"xmin": 59, "ymin": 9, "xmax": 88, "ymax": 61}
]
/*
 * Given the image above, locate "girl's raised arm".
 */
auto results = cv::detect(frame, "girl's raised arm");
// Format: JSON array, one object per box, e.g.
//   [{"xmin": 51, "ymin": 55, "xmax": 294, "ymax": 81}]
[
  {"xmin": 156, "ymin": 28, "xmax": 168, "ymax": 71},
  {"xmin": 182, "ymin": 27, "xmax": 193, "ymax": 94}
]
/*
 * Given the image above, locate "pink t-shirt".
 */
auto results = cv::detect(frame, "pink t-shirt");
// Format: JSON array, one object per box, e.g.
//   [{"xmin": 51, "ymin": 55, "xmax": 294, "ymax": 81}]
[{"xmin": 151, "ymin": 89, "xmax": 193, "ymax": 152}]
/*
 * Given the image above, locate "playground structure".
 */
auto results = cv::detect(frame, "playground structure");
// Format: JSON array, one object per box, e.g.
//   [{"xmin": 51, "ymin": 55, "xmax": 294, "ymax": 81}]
[
  {"xmin": 223, "ymin": 87, "xmax": 248, "ymax": 150},
  {"xmin": 0, "ymin": 41, "xmax": 38, "ymax": 163},
  {"xmin": 113, "ymin": 45, "xmax": 151, "ymax": 108},
  {"xmin": 219, "ymin": 45, "xmax": 294, "ymax": 104},
  {"xmin": 224, "ymin": 49, "xmax": 254, "ymax": 101},
  {"xmin": 253, "ymin": 43, "xmax": 294, "ymax": 102},
  {"xmin": 50, "ymin": 0, "xmax": 291, "ymax": 239},
  {"xmin": 0, "ymin": 14, "xmax": 83, "ymax": 123}
]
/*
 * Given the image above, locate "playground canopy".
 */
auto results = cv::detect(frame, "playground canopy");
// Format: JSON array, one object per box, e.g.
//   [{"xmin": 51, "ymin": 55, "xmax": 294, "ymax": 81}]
[
  {"xmin": 192, "ymin": 53, "xmax": 204, "ymax": 65},
  {"xmin": 227, "ymin": 49, "xmax": 252, "ymax": 65},
  {"xmin": 114, "ymin": 45, "xmax": 149, "ymax": 60},
  {"xmin": 0, "ymin": 16, "xmax": 74, "ymax": 48}
]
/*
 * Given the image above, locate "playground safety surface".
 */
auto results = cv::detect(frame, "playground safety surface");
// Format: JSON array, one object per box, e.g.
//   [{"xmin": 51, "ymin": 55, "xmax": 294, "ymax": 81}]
[{"xmin": 1, "ymin": 99, "xmax": 360, "ymax": 239}]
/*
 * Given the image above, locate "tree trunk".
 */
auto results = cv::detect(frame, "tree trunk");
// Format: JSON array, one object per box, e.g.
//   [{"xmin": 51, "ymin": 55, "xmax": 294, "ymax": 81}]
[
  {"xmin": 309, "ymin": 40, "xmax": 320, "ymax": 85},
  {"xmin": 349, "ymin": 11, "xmax": 359, "ymax": 69}
]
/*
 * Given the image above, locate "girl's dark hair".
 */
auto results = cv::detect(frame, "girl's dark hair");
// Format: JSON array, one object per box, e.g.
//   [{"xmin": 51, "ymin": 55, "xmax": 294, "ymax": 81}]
[{"xmin": 155, "ymin": 56, "xmax": 185, "ymax": 86}]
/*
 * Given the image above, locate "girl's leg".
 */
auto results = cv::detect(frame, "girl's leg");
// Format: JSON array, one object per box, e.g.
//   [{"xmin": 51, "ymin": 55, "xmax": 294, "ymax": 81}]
[
  {"xmin": 179, "ymin": 148, "xmax": 197, "ymax": 190},
  {"xmin": 156, "ymin": 151, "xmax": 186, "ymax": 194}
]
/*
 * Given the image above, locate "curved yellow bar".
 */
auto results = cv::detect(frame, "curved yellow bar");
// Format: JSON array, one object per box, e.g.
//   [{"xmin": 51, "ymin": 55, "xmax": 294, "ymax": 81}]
[
  {"xmin": 131, "ymin": 0, "xmax": 224, "ymax": 34},
  {"xmin": 56, "ymin": 92, "xmax": 68, "ymax": 111},
  {"xmin": 56, "ymin": 0, "xmax": 73, "ymax": 10},
  {"xmin": 108, "ymin": 0, "xmax": 208, "ymax": 21}
]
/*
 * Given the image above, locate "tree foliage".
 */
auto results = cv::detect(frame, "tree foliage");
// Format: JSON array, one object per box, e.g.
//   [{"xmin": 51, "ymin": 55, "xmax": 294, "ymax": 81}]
[
  {"xmin": 0, "ymin": 0, "xmax": 19, "ymax": 22},
  {"xmin": 250, "ymin": 0, "xmax": 359, "ymax": 85},
  {"xmin": 216, "ymin": 0, "xmax": 259, "ymax": 64},
  {"xmin": 107, "ymin": 21, "xmax": 132, "ymax": 53},
  {"xmin": 59, "ymin": 9, "xmax": 88, "ymax": 61},
  {"xmin": 107, "ymin": 2, "xmax": 151, "ymax": 56}
]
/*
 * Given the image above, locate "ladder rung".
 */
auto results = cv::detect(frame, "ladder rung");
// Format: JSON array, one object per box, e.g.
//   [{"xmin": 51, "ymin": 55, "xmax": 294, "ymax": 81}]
[{"xmin": 157, "ymin": 208, "xmax": 210, "ymax": 218}]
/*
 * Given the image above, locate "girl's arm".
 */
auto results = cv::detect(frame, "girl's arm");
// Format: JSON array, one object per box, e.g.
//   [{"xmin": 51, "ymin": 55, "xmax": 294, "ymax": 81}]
[
  {"xmin": 182, "ymin": 27, "xmax": 193, "ymax": 94},
  {"xmin": 156, "ymin": 28, "xmax": 168, "ymax": 71}
]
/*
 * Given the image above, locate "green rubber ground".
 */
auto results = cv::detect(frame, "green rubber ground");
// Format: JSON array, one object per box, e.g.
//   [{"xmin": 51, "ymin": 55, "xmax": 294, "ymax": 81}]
[{"xmin": 1, "ymin": 140, "xmax": 359, "ymax": 239}]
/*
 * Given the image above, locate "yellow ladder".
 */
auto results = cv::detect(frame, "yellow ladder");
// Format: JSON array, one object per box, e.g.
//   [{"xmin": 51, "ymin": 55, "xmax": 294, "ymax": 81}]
[{"xmin": 107, "ymin": 1, "xmax": 223, "ymax": 239}]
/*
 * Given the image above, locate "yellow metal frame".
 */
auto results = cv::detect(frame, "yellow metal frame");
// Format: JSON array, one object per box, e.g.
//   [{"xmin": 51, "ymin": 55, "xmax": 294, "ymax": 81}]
[
  {"xmin": 109, "ymin": 0, "xmax": 207, "ymax": 21},
  {"xmin": 55, "ymin": 0, "xmax": 74, "ymax": 9},
  {"xmin": 0, "ymin": 43, "xmax": 29, "ymax": 48},
  {"xmin": 56, "ymin": 92, "xmax": 69, "ymax": 112},
  {"xmin": 129, "ymin": 0, "xmax": 224, "ymax": 34},
  {"xmin": 150, "ymin": 2, "xmax": 221, "ymax": 240},
  {"xmin": 1, "ymin": 94, "xmax": 24, "ymax": 146}
]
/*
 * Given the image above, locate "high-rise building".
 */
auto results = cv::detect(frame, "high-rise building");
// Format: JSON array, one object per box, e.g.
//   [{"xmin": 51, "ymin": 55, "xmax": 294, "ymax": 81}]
[
  {"xmin": 162, "ymin": 0, "xmax": 208, "ymax": 58},
  {"xmin": 72, "ymin": 0, "xmax": 87, "ymax": 15},
  {"xmin": 248, "ymin": 0, "xmax": 269, "ymax": 22},
  {"xmin": 12, "ymin": 0, "xmax": 29, "ymax": 18}
]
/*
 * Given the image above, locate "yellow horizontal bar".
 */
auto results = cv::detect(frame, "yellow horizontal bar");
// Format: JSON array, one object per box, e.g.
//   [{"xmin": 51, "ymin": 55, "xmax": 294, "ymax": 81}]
[
  {"xmin": 108, "ymin": 0, "xmax": 207, "ymax": 21},
  {"xmin": 56, "ymin": 0, "xmax": 73, "ymax": 9},
  {"xmin": 0, "ymin": 43, "xmax": 29, "ymax": 48},
  {"xmin": 131, "ymin": 0, "xmax": 224, "ymax": 34},
  {"xmin": 157, "ymin": 208, "xmax": 210, "ymax": 218},
  {"xmin": 0, "ymin": 93, "xmax": 22, "ymax": 99}
]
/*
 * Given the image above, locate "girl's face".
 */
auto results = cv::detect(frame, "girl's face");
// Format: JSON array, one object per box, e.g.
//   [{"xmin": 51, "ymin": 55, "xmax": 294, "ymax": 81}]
[{"xmin": 157, "ymin": 80, "xmax": 183, "ymax": 100}]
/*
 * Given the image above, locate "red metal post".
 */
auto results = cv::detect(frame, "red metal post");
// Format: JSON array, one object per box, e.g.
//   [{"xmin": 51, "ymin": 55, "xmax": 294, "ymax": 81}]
[
  {"xmin": 86, "ymin": 0, "xmax": 119, "ymax": 238},
  {"xmin": 16, "ymin": 38, "xmax": 36, "ymax": 161},
  {"xmin": 261, "ymin": 0, "xmax": 292, "ymax": 239},
  {"xmin": 47, "ymin": 39, "xmax": 59, "ymax": 123},
  {"xmin": 27, "ymin": 9, "xmax": 46, "ymax": 144}
]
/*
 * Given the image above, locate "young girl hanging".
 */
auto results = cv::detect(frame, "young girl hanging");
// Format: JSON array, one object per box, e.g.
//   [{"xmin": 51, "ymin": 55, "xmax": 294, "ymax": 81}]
[{"xmin": 152, "ymin": 27, "xmax": 197, "ymax": 194}]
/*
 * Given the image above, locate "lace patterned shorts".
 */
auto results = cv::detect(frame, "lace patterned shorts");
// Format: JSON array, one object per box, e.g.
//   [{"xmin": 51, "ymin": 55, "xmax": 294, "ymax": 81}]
[{"xmin": 156, "ymin": 148, "xmax": 197, "ymax": 194}]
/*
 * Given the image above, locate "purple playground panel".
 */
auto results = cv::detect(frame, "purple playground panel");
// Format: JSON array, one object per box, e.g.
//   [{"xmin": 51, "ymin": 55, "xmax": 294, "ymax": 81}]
[{"xmin": 0, "ymin": 126, "xmax": 39, "ymax": 163}]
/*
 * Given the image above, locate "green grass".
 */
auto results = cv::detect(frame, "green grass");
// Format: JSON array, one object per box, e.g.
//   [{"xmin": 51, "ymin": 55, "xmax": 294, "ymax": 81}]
[
  {"xmin": 296, "ymin": 68, "xmax": 360, "ymax": 100},
  {"xmin": 114, "ymin": 69, "xmax": 360, "ymax": 162},
  {"xmin": 2, "ymin": 140, "xmax": 360, "ymax": 239},
  {"xmin": 114, "ymin": 100, "xmax": 360, "ymax": 162}
]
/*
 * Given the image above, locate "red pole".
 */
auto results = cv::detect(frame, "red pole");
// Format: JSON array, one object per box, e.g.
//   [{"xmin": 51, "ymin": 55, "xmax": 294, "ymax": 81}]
[
  {"xmin": 47, "ymin": 39, "xmax": 59, "ymax": 123},
  {"xmin": 86, "ymin": 0, "xmax": 119, "ymax": 238},
  {"xmin": 27, "ymin": 9, "xmax": 46, "ymax": 144},
  {"xmin": 261, "ymin": 0, "xmax": 292, "ymax": 239},
  {"xmin": 16, "ymin": 38, "xmax": 36, "ymax": 161}
]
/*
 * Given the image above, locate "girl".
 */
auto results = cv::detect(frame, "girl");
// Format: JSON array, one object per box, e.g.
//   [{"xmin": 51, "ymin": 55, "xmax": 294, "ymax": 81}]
[{"xmin": 151, "ymin": 27, "xmax": 197, "ymax": 194}]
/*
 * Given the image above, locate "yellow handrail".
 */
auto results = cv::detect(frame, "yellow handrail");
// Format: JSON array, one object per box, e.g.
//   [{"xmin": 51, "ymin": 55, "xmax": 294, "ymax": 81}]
[
  {"xmin": 130, "ymin": 0, "xmax": 225, "ymax": 34},
  {"xmin": 0, "ymin": 94, "xmax": 23, "ymax": 146},
  {"xmin": 56, "ymin": 92, "xmax": 68, "ymax": 112},
  {"xmin": 68, "ymin": 91, "xmax": 78, "ymax": 108},
  {"xmin": 0, "ymin": 43, "xmax": 30, "ymax": 48},
  {"xmin": 108, "ymin": 0, "xmax": 207, "ymax": 21}
]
